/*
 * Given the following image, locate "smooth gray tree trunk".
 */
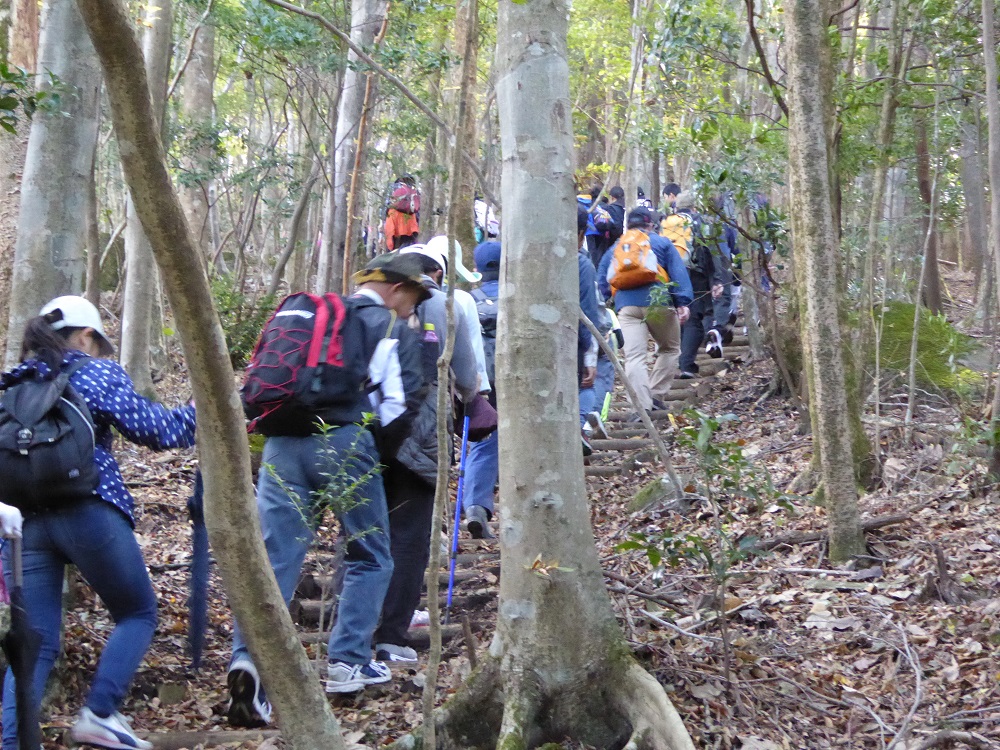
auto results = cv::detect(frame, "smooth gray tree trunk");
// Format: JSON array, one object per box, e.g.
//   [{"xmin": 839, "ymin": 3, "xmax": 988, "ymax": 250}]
[
  {"xmin": 178, "ymin": 15, "xmax": 215, "ymax": 265},
  {"xmin": 4, "ymin": 0, "xmax": 101, "ymax": 367},
  {"xmin": 390, "ymin": 1, "xmax": 696, "ymax": 748},
  {"xmin": 320, "ymin": 0, "xmax": 386, "ymax": 293},
  {"xmin": 120, "ymin": 0, "xmax": 172, "ymax": 396}
]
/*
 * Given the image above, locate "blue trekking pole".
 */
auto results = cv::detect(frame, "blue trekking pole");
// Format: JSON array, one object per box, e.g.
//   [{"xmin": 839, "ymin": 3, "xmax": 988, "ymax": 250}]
[{"xmin": 445, "ymin": 416, "xmax": 471, "ymax": 625}]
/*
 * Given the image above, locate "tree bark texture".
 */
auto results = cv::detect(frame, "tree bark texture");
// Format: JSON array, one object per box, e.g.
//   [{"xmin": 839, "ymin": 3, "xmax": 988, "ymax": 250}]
[
  {"xmin": 7, "ymin": 0, "xmax": 38, "ymax": 71},
  {"xmin": 783, "ymin": 0, "xmax": 865, "ymax": 561},
  {"xmin": 4, "ymin": 0, "xmax": 101, "ymax": 368},
  {"xmin": 914, "ymin": 114, "xmax": 942, "ymax": 315},
  {"xmin": 178, "ymin": 15, "xmax": 215, "ymax": 263},
  {"xmin": 120, "ymin": 0, "xmax": 172, "ymax": 396},
  {"xmin": 391, "ymin": 1, "xmax": 697, "ymax": 747},
  {"xmin": 75, "ymin": 1, "xmax": 349, "ymax": 748},
  {"xmin": 960, "ymin": 109, "xmax": 989, "ymax": 296},
  {"xmin": 981, "ymin": 0, "xmax": 1000, "ymax": 470},
  {"xmin": 322, "ymin": 0, "xmax": 386, "ymax": 293}
]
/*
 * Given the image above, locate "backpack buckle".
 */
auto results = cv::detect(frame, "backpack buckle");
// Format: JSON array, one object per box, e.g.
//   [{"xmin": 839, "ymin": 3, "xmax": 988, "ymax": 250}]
[{"xmin": 16, "ymin": 427, "xmax": 32, "ymax": 455}]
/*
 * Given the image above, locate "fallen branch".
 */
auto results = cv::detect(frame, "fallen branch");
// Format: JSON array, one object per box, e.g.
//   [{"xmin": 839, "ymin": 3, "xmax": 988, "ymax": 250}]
[
  {"xmin": 911, "ymin": 730, "xmax": 993, "ymax": 750},
  {"xmin": 754, "ymin": 512, "xmax": 910, "ymax": 551}
]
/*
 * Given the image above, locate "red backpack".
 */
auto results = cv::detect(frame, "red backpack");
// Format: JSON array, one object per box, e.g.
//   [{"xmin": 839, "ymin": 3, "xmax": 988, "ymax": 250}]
[
  {"xmin": 242, "ymin": 293, "xmax": 369, "ymax": 434},
  {"xmin": 389, "ymin": 182, "xmax": 421, "ymax": 214}
]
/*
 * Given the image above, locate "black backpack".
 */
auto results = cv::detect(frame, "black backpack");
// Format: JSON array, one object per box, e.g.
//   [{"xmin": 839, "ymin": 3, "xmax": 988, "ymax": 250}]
[
  {"xmin": 0, "ymin": 357, "xmax": 100, "ymax": 510},
  {"xmin": 470, "ymin": 287, "xmax": 498, "ymax": 387},
  {"xmin": 242, "ymin": 292, "xmax": 371, "ymax": 435}
]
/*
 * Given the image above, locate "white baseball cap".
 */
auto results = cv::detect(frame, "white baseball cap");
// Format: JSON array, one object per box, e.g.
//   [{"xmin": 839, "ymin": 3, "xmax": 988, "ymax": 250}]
[
  {"xmin": 424, "ymin": 236, "xmax": 482, "ymax": 283},
  {"xmin": 39, "ymin": 295, "xmax": 115, "ymax": 356}
]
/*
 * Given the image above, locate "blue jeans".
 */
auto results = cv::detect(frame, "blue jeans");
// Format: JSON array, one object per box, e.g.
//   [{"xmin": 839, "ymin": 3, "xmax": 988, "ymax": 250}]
[
  {"xmin": 230, "ymin": 427, "xmax": 392, "ymax": 667},
  {"xmin": 463, "ymin": 430, "xmax": 498, "ymax": 517},
  {"xmin": 593, "ymin": 356, "xmax": 615, "ymax": 418},
  {"xmin": 2, "ymin": 500, "xmax": 157, "ymax": 750},
  {"xmin": 579, "ymin": 383, "xmax": 596, "ymax": 428}
]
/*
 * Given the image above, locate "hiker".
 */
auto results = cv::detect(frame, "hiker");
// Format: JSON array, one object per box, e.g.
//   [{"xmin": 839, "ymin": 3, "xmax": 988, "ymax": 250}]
[
  {"xmin": 661, "ymin": 183, "xmax": 681, "ymax": 218},
  {"xmin": 385, "ymin": 175, "xmax": 421, "ymax": 251},
  {"xmin": 597, "ymin": 207, "xmax": 693, "ymax": 416},
  {"xmin": 577, "ymin": 205, "xmax": 605, "ymax": 454},
  {"xmin": 606, "ymin": 186, "xmax": 627, "ymax": 236},
  {"xmin": 674, "ymin": 192, "xmax": 733, "ymax": 378},
  {"xmin": 0, "ymin": 295, "xmax": 196, "ymax": 750},
  {"xmin": 590, "ymin": 187, "xmax": 623, "ymax": 270},
  {"xmin": 423, "ymin": 235, "xmax": 491, "ymax": 394},
  {"xmin": 373, "ymin": 244, "xmax": 481, "ymax": 664},
  {"xmin": 227, "ymin": 254, "xmax": 426, "ymax": 724},
  {"xmin": 474, "ymin": 196, "xmax": 500, "ymax": 244},
  {"xmin": 636, "ymin": 187, "xmax": 653, "ymax": 210},
  {"xmin": 463, "ymin": 240, "xmax": 502, "ymax": 538},
  {"xmin": 576, "ymin": 186, "xmax": 606, "ymax": 269}
]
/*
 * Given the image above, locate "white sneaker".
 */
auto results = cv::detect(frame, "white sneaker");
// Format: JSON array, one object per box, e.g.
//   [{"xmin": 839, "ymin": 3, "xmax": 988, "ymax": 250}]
[
  {"xmin": 326, "ymin": 659, "xmax": 392, "ymax": 693},
  {"xmin": 226, "ymin": 659, "xmax": 273, "ymax": 727},
  {"xmin": 376, "ymin": 642, "xmax": 419, "ymax": 663},
  {"xmin": 585, "ymin": 411, "xmax": 609, "ymax": 440},
  {"xmin": 71, "ymin": 708, "xmax": 152, "ymax": 750}
]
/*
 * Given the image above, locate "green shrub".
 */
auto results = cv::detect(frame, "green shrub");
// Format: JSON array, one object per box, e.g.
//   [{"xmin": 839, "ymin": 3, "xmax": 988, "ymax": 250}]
[
  {"xmin": 876, "ymin": 301, "xmax": 979, "ymax": 392},
  {"xmin": 211, "ymin": 276, "xmax": 276, "ymax": 368}
]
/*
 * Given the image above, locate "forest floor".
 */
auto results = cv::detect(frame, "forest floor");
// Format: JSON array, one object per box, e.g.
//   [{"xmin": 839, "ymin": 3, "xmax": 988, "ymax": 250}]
[{"xmin": 23, "ymin": 269, "xmax": 1000, "ymax": 750}]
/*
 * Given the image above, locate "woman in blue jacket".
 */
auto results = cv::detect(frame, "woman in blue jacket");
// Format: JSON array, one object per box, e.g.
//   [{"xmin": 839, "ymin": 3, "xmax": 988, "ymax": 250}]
[{"xmin": 1, "ymin": 296, "xmax": 196, "ymax": 750}]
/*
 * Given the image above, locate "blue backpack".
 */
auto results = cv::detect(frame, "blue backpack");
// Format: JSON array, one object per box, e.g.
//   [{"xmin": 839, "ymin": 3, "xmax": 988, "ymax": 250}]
[{"xmin": 471, "ymin": 287, "xmax": 498, "ymax": 387}]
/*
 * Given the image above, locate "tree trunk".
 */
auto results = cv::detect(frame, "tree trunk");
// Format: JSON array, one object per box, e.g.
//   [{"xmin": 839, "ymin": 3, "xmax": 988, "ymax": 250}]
[
  {"xmin": 322, "ymin": 0, "xmax": 386, "ymax": 292},
  {"xmin": 859, "ymin": 0, "xmax": 906, "ymax": 316},
  {"xmin": 915, "ymin": 113, "xmax": 942, "ymax": 314},
  {"xmin": 75, "ymin": 1, "xmax": 350, "ymax": 748},
  {"xmin": 120, "ymin": 0, "xmax": 172, "ymax": 397},
  {"xmin": 0, "ymin": 0, "xmax": 41, "ymax": 355},
  {"xmin": 784, "ymin": 0, "xmax": 865, "ymax": 561},
  {"xmin": 4, "ymin": 0, "xmax": 101, "ymax": 368},
  {"xmin": 394, "ymin": 1, "xmax": 697, "ymax": 747},
  {"xmin": 84, "ymin": 132, "xmax": 101, "ymax": 306},
  {"xmin": 981, "ymin": 0, "xmax": 1000, "ymax": 475},
  {"xmin": 448, "ymin": 0, "xmax": 479, "ymax": 263},
  {"xmin": 960, "ymin": 107, "xmax": 989, "ymax": 303},
  {"xmin": 178, "ymin": 15, "xmax": 215, "ymax": 265},
  {"xmin": 8, "ymin": 0, "xmax": 39, "ymax": 72}
]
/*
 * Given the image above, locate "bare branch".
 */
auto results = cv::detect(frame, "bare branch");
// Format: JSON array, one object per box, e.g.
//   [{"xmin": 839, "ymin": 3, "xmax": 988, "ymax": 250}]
[{"xmin": 260, "ymin": 0, "xmax": 499, "ymax": 208}]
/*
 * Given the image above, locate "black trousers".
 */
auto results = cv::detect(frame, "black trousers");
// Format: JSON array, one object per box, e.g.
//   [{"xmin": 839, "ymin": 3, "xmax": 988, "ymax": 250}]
[{"xmin": 374, "ymin": 461, "xmax": 435, "ymax": 647}]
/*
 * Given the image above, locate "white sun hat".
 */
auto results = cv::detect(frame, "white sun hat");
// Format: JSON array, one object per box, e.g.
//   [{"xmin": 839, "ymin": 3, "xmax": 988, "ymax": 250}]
[
  {"xmin": 39, "ymin": 295, "xmax": 115, "ymax": 356},
  {"xmin": 424, "ymin": 235, "xmax": 483, "ymax": 283}
]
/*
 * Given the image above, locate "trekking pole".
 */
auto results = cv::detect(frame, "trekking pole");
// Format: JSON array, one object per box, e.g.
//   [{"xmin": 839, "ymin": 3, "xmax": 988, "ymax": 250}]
[{"xmin": 445, "ymin": 416, "xmax": 471, "ymax": 625}]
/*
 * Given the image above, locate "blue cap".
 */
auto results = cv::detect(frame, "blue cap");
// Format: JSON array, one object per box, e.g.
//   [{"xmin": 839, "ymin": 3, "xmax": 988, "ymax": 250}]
[{"xmin": 474, "ymin": 241, "xmax": 502, "ymax": 273}]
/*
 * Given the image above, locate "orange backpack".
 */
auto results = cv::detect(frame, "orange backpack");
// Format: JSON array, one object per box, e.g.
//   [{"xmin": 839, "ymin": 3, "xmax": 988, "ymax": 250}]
[{"xmin": 606, "ymin": 229, "xmax": 668, "ymax": 293}]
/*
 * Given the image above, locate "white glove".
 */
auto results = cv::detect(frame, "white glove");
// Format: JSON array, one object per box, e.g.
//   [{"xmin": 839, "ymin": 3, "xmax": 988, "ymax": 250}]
[{"xmin": 0, "ymin": 503, "xmax": 23, "ymax": 539}]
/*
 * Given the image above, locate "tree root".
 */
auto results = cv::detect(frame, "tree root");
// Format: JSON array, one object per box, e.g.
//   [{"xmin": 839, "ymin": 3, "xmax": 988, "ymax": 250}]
[
  {"xmin": 614, "ymin": 660, "xmax": 697, "ymax": 750},
  {"xmin": 389, "ymin": 657, "xmax": 502, "ymax": 750},
  {"xmin": 390, "ymin": 650, "xmax": 698, "ymax": 750}
]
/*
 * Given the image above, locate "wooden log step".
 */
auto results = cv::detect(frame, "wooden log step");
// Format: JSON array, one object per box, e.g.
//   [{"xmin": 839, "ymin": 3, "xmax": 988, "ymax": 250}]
[
  {"xmin": 589, "ymin": 438, "xmax": 654, "ymax": 452},
  {"xmin": 419, "ymin": 587, "xmax": 496, "ymax": 609},
  {"xmin": 606, "ymin": 407, "xmax": 680, "ymax": 422},
  {"xmin": 585, "ymin": 465, "xmax": 621, "ymax": 477},
  {"xmin": 606, "ymin": 428, "xmax": 652, "ymax": 439},
  {"xmin": 301, "ymin": 623, "xmax": 462, "ymax": 647}
]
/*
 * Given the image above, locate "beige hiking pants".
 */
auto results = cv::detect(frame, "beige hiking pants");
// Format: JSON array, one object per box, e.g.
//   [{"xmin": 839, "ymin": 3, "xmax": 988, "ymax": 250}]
[{"xmin": 618, "ymin": 305, "xmax": 681, "ymax": 412}]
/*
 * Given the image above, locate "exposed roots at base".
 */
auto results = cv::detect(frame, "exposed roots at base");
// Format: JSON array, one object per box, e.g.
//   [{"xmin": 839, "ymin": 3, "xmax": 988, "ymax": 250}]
[
  {"xmin": 614, "ymin": 661, "xmax": 697, "ymax": 750},
  {"xmin": 389, "ymin": 655, "xmax": 696, "ymax": 750}
]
